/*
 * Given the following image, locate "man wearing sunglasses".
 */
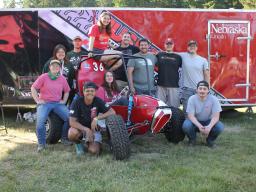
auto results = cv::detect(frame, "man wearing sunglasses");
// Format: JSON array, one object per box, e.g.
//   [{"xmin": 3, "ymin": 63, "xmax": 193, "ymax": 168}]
[{"xmin": 68, "ymin": 81, "xmax": 115, "ymax": 156}]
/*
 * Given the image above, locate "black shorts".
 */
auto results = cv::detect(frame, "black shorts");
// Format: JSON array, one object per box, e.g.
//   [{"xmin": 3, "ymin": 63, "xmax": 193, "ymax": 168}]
[{"xmin": 93, "ymin": 48, "xmax": 104, "ymax": 60}]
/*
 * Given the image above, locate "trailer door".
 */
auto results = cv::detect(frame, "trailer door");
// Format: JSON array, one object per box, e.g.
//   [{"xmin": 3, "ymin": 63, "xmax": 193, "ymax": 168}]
[{"xmin": 207, "ymin": 20, "xmax": 251, "ymax": 102}]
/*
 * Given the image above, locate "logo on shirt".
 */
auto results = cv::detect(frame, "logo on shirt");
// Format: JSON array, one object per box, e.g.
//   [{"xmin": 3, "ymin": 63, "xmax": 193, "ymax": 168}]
[
  {"xmin": 70, "ymin": 56, "xmax": 80, "ymax": 70},
  {"xmin": 69, "ymin": 110, "xmax": 74, "ymax": 114},
  {"xmin": 161, "ymin": 56, "xmax": 177, "ymax": 61},
  {"xmin": 146, "ymin": 59, "xmax": 153, "ymax": 66},
  {"xmin": 99, "ymin": 34, "xmax": 109, "ymax": 44},
  {"xmin": 138, "ymin": 59, "xmax": 153, "ymax": 66}
]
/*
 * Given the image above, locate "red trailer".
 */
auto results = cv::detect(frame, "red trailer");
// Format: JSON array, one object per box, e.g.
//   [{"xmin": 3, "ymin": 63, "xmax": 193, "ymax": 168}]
[{"xmin": 1, "ymin": 8, "xmax": 256, "ymax": 108}]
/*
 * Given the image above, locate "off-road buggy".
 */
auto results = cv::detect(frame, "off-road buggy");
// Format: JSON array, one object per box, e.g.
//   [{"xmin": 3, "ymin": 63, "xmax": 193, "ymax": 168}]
[{"xmin": 46, "ymin": 54, "xmax": 185, "ymax": 160}]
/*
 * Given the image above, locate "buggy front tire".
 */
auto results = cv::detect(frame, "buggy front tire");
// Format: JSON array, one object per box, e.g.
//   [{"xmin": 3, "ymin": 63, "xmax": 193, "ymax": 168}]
[
  {"xmin": 46, "ymin": 112, "xmax": 63, "ymax": 144},
  {"xmin": 164, "ymin": 106, "xmax": 185, "ymax": 144},
  {"xmin": 106, "ymin": 115, "xmax": 130, "ymax": 160}
]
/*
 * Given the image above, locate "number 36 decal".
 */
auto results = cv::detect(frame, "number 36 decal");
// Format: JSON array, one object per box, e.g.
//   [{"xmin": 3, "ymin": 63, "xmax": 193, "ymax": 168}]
[{"xmin": 93, "ymin": 62, "xmax": 104, "ymax": 71}]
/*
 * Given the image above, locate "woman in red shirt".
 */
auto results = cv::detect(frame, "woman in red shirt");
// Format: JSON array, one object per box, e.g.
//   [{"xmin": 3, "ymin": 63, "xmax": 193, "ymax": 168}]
[{"xmin": 88, "ymin": 12, "xmax": 123, "ymax": 72}]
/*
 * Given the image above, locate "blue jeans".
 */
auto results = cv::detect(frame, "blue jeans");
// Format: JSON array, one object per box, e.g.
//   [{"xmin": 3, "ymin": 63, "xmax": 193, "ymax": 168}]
[
  {"xmin": 135, "ymin": 87, "xmax": 156, "ymax": 97},
  {"xmin": 182, "ymin": 119, "xmax": 224, "ymax": 145},
  {"xmin": 36, "ymin": 102, "xmax": 69, "ymax": 145},
  {"xmin": 181, "ymin": 87, "xmax": 196, "ymax": 113}
]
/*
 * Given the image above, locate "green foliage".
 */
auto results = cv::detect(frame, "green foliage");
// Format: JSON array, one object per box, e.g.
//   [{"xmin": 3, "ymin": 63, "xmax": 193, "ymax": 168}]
[
  {"xmin": 21, "ymin": 0, "xmax": 97, "ymax": 8},
  {"xmin": 202, "ymin": 0, "xmax": 244, "ymax": 9},
  {"xmin": 3, "ymin": 0, "xmax": 16, "ymax": 8},
  {"xmin": 2, "ymin": 0, "xmax": 254, "ymax": 9},
  {"xmin": 240, "ymin": 0, "xmax": 256, "ymax": 9}
]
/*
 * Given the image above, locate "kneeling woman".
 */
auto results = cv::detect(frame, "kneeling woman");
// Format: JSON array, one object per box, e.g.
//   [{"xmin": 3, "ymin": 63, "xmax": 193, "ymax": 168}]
[
  {"xmin": 31, "ymin": 60, "xmax": 71, "ymax": 152},
  {"xmin": 88, "ymin": 11, "xmax": 123, "ymax": 71}
]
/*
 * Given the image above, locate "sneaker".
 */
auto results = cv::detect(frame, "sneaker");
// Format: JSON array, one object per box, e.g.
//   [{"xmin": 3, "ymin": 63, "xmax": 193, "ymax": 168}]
[
  {"xmin": 61, "ymin": 139, "xmax": 73, "ymax": 146},
  {"xmin": 207, "ymin": 142, "xmax": 217, "ymax": 148},
  {"xmin": 37, "ymin": 144, "xmax": 46, "ymax": 152},
  {"xmin": 75, "ymin": 143, "xmax": 85, "ymax": 156}
]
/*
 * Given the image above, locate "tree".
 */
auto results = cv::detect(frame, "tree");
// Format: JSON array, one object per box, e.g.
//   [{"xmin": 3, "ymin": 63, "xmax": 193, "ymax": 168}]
[
  {"xmin": 22, "ymin": 0, "xmax": 97, "ymax": 8},
  {"xmin": 3, "ymin": 0, "xmax": 16, "ymax": 8},
  {"xmin": 3, "ymin": 0, "xmax": 252, "ymax": 9},
  {"xmin": 112, "ymin": 0, "xmax": 189, "ymax": 8},
  {"xmin": 201, "ymin": 0, "xmax": 243, "ymax": 9},
  {"xmin": 240, "ymin": 0, "xmax": 256, "ymax": 9},
  {"xmin": 71, "ymin": 0, "xmax": 97, "ymax": 7}
]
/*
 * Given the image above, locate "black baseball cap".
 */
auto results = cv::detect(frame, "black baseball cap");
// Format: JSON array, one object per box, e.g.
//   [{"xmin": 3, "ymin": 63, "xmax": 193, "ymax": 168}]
[
  {"xmin": 187, "ymin": 40, "xmax": 198, "ymax": 46},
  {"xmin": 197, "ymin": 80, "xmax": 209, "ymax": 89},
  {"xmin": 83, "ymin": 81, "xmax": 98, "ymax": 90}
]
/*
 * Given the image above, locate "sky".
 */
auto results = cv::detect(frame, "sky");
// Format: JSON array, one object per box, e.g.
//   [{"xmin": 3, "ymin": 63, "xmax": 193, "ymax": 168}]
[{"xmin": 0, "ymin": 0, "xmax": 4, "ymax": 8}]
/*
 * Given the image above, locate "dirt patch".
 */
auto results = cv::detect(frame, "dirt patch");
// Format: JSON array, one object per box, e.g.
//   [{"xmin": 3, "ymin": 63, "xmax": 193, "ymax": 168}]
[{"xmin": 0, "ymin": 133, "xmax": 36, "ymax": 145}]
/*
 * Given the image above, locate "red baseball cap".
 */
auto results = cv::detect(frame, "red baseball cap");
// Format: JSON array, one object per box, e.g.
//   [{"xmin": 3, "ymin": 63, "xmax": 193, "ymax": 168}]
[{"xmin": 165, "ymin": 38, "xmax": 174, "ymax": 44}]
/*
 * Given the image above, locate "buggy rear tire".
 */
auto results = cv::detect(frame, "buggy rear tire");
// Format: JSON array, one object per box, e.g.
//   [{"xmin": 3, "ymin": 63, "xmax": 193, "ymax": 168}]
[
  {"xmin": 46, "ymin": 112, "xmax": 63, "ymax": 144},
  {"xmin": 106, "ymin": 115, "xmax": 130, "ymax": 160},
  {"xmin": 164, "ymin": 106, "xmax": 185, "ymax": 144}
]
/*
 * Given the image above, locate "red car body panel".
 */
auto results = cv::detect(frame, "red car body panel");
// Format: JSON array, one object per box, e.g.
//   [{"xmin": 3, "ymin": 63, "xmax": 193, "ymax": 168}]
[{"xmin": 78, "ymin": 57, "xmax": 106, "ymax": 95}]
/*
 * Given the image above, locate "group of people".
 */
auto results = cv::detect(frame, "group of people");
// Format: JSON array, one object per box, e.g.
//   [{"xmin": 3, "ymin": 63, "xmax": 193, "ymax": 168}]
[{"xmin": 31, "ymin": 11, "xmax": 224, "ymax": 155}]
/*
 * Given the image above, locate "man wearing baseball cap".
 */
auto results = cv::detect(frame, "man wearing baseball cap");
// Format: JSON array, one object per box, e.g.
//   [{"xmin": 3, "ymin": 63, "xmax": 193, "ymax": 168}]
[
  {"xmin": 182, "ymin": 80, "xmax": 224, "ymax": 148},
  {"xmin": 156, "ymin": 38, "xmax": 182, "ymax": 108},
  {"xmin": 178, "ymin": 40, "xmax": 210, "ymax": 113},
  {"xmin": 68, "ymin": 81, "xmax": 115, "ymax": 156},
  {"xmin": 67, "ymin": 35, "xmax": 88, "ymax": 71}
]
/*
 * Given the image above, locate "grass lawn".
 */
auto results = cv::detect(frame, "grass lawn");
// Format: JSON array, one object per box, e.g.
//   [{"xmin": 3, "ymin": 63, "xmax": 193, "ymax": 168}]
[{"xmin": 0, "ymin": 108, "xmax": 255, "ymax": 192}]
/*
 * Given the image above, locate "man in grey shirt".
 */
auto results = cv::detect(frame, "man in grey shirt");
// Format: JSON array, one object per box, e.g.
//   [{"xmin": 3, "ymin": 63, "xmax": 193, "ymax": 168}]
[
  {"xmin": 182, "ymin": 81, "xmax": 224, "ymax": 148},
  {"xmin": 179, "ymin": 40, "xmax": 210, "ymax": 112},
  {"xmin": 127, "ymin": 38, "xmax": 157, "ymax": 95}
]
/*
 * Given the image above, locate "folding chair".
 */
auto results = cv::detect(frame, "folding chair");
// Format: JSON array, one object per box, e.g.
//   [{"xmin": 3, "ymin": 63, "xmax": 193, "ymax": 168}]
[{"xmin": 0, "ymin": 102, "xmax": 7, "ymax": 134}]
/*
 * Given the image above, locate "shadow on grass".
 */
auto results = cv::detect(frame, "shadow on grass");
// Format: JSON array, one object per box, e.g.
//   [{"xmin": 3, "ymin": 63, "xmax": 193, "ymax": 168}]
[{"xmin": 221, "ymin": 109, "xmax": 244, "ymax": 119}]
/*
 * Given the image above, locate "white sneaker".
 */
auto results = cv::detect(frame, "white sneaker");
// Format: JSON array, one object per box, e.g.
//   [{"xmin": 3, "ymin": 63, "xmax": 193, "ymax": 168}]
[{"xmin": 37, "ymin": 144, "xmax": 46, "ymax": 152}]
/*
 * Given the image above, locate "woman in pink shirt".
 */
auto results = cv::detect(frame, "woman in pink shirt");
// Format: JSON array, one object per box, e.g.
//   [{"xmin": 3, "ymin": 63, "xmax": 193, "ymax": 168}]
[
  {"xmin": 88, "ymin": 11, "xmax": 123, "ymax": 72},
  {"xmin": 97, "ymin": 71, "xmax": 119, "ymax": 104},
  {"xmin": 31, "ymin": 60, "xmax": 71, "ymax": 152},
  {"xmin": 96, "ymin": 71, "xmax": 128, "ymax": 106}
]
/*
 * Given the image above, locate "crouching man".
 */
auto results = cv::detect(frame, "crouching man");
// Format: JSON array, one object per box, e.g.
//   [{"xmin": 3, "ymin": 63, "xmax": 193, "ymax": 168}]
[
  {"xmin": 182, "ymin": 81, "xmax": 224, "ymax": 148},
  {"xmin": 68, "ymin": 82, "xmax": 115, "ymax": 156}
]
